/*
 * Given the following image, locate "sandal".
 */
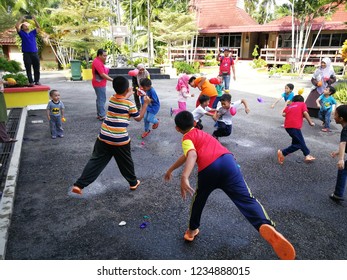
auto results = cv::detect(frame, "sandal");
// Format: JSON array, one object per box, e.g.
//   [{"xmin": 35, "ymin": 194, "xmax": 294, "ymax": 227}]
[{"xmin": 130, "ymin": 180, "xmax": 140, "ymax": 190}]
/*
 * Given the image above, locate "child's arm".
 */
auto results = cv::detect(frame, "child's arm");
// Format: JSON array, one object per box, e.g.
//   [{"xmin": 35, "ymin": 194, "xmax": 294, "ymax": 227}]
[
  {"xmin": 134, "ymin": 96, "xmax": 150, "ymax": 122},
  {"xmin": 61, "ymin": 108, "xmax": 65, "ymax": 119},
  {"xmin": 271, "ymin": 97, "xmax": 282, "ymax": 108},
  {"xmin": 303, "ymin": 111, "xmax": 315, "ymax": 126},
  {"xmin": 180, "ymin": 150, "xmax": 197, "ymax": 199},
  {"xmin": 164, "ymin": 155, "xmax": 186, "ymax": 182},
  {"xmin": 241, "ymin": 98, "xmax": 250, "ymax": 114},
  {"xmin": 46, "ymin": 109, "xmax": 50, "ymax": 121},
  {"xmin": 331, "ymin": 142, "xmax": 346, "ymax": 170},
  {"xmin": 315, "ymin": 97, "xmax": 321, "ymax": 109}
]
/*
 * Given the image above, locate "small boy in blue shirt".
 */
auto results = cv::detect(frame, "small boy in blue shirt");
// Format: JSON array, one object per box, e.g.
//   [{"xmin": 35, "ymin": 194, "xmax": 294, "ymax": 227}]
[
  {"xmin": 140, "ymin": 78, "xmax": 160, "ymax": 138},
  {"xmin": 316, "ymin": 85, "xmax": 337, "ymax": 132},
  {"xmin": 271, "ymin": 83, "xmax": 295, "ymax": 109},
  {"xmin": 46, "ymin": 90, "xmax": 65, "ymax": 139}
]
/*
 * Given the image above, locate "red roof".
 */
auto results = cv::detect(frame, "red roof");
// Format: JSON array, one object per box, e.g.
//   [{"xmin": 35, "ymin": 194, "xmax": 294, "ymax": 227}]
[
  {"xmin": 0, "ymin": 29, "xmax": 17, "ymax": 45},
  {"xmin": 190, "ymin": 0, "xmax": 259, "ymax": 33}
]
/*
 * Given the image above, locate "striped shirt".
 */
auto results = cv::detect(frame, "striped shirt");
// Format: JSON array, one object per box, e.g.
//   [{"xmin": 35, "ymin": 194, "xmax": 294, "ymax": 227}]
[{"xmin": 98, "ymin": 94, "xmax": 139, "ymax": 146}]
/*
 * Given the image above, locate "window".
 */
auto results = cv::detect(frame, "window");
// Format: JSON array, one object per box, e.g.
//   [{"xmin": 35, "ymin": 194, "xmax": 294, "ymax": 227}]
[
  {"xmin": 219, "ymin": 33, "xmax": 242, "ymax": 48},
  {"xmin": 314, "ymin": 33, "xmax": 347, "ymax": 47},
  {"xmin": 278, "ymin": 33, "xmax": 293, "ymax": 48},
  {"xmin": 194, "ymin": 36, "xmax": 216, "ymax": 48}
]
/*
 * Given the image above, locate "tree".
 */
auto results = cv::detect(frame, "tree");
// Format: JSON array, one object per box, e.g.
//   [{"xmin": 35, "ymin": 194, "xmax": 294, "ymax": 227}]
[{"xmin": 151, "ymin": 9, "xmax": 198, "ymax": 63}]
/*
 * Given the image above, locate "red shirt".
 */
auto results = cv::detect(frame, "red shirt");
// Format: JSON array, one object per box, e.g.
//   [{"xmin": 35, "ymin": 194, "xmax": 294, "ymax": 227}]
[
  {"xmin": 92, "ymin": 57, "xmax": 109, "ymax": 87},
  {"xmin": 182, "ymin": 128, "xmax": 230, "ymax": 172},
  {"xmin": 284, "ymin": 102, "xmax": 308, "ymax": 129}
]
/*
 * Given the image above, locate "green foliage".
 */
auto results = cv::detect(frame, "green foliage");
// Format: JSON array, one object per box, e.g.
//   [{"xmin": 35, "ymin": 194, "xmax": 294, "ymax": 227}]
[
  {"xmin": 3, "ymin": 73, "xmax": 29, "ymax": 87},
  {"xmin": 252, "ymin": 45, "xmax": 259, "ymax": 58},
  {"xmin": 281, "ymin": 64, "xmax": 291, "ymax": 73},
  {"xmin": 303, "ymin": 66, "xmax": 316, "ymax": 74},
  {"xmin": 251, "ymin": 58, "xmax": 267, "ymax": 69},
  {"xmin": 173, "ymin": 61, "xmax": 199, "ymax": 74},
  {"xmin": 333, "ymin": 66, "xmax": 344, "ymax": 75},
  {"xmin": 40, "ymin": 61, "xmax": 58, "ymax": 70},
  {"xmin": 0, "ymin": 57, "xmax": 22, "ymax": 73},
  {"xmin": 81, "ymin": 60, "xmax": 91, "ymax": 69},
  {"xmin": 334, "ymin": 82, "xmax": 347, "ymax": 104},
  {"xmin": 204, "ymin": 52, "xmax": 218, "ymax": 66}
]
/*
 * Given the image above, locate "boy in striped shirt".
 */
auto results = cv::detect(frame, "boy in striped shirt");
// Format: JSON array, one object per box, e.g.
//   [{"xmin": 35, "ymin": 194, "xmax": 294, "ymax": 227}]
[{"xmin": 72, "ymin": 76, "xmax": 150, "ymax": 195}]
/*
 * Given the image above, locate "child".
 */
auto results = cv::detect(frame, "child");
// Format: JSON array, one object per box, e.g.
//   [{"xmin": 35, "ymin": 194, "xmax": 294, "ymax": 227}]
[
  {"xmin": 212, "ymin": 94, "xmax": 250, "ymax": 140},
  {"xmin": 171, "ymin": 74, "xmax": 193, "ymax": 116},
  {"xmin": 330, "ymin": 105, "xmax": 347, "ymax": 202},
  {"xmin": 140, "ymin": 78, "xmax": 160, "ymax": 138},
  {"xmin": 46, "ymin": 90, "xmax": 65, "ymax": 139},
  {"xmin": 191, "ymin": 95, "xmax": 215, "ymax": 130},
  {"xmin": 271, "ymin": 83, "xmax": 295, "ymax": 109},
  {"xmin": 316, "ymin": 85, "xmax": 337, "ymax": 132},
  {"xmin": 277, "ymin": 95, "xmax": 316, "ymax": 164},
  {"xmin": 212, "ymin": 75, "xmax": 224, "ymax": 109},
  {"xmin": 71, "ymin": 76, "xmax": 150, "ymax": 195},
  {"xmin": 164, "ymin": 110, "xmax": 296, "ymax": 260}
]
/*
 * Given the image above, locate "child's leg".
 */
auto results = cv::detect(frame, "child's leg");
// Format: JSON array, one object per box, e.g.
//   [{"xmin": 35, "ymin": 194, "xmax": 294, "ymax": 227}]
[
  {"xmin": 324, "ymin": 110, "xmax": 331, "ymax": 129},
  {"xmin": 49, "ymin": 117, "xmax": 57, "ymax": 138},
  {"xmin": 143, "ymin": 111, "xmax": 150, "ymax": 132},
  {"xmin": 282, "ymin": 128, "xmax": 310, "ymax": 157},
  {"xmin": 146, "ymin": 112, "xmax": 159, "ymax": 126},
  {"xmin": 56, "ymin": 116, "xmax": 64, "ymax": 137},
  {"xmin": 112, "ymin": 142, "xmax": 138, "ymax": 187},
  {"xmin": 212, "ymin": 122, "xmax": 232, "ymax": 138},
  {"xmin": 333, "ymin": 162, "xmax": 347, "ymax": 198},
  {"xmin": 195, "ymin": 120, "xmax": 203, "ymax": 130},
  {"xmin": 173, "ymin": 101, "xmax": 186, "ymax": 115},
  {"xmin": 74, "ymin": 139, "xmax": 113, "ymax": 189},
  {"xmin": 318, "ymin": 109, "xmax": 324, "ymax": 123}
]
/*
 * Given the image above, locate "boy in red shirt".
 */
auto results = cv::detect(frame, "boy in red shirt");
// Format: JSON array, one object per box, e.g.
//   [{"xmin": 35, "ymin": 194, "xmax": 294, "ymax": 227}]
[
  {"xmin": 164, "ymin": 110, "xmax": 296, "ymax": 260},
  {"xmin": 277, "ymin": 95, "xmax": 316, "ymax": 164}
]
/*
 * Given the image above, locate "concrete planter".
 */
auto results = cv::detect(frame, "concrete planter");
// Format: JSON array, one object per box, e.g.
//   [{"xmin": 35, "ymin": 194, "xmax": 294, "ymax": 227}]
[{"xmin": 4, "ymin": 85, "xmax": 51, "ymax": 108}]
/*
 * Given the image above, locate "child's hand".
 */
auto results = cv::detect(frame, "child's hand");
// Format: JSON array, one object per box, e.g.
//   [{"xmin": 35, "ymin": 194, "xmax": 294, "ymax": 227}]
[
  {"xmin": 271, "ymin": 104, "xmax": 275, "ymax": 109},
  {"xmin": 191, "ymin": 93, "xmax": 194, "ymax": 97},
  {"xmin": 331, "ymin": 151, "xmax": 339, "ymax": 158},
  {"xmin": 337, "ymin": 159, "xmax": 345, "ymax": 170},
  {"xmin": 143, "ymin": 96, "xmax": 151, "ymax": 104},
  {"xmin": 164, "ymin": 171, "xmax": 172, "ymax": 182},
  {"xmin": 245, "ymin": 108, "xmax": 250, "ymax": 114},
  {"xmin": 180, "ymin": 178, "xmax": 195, "ymax": 200},
  {"xmin": 309, "ymin": 121, "xmax": 315, "ymax": 126}
]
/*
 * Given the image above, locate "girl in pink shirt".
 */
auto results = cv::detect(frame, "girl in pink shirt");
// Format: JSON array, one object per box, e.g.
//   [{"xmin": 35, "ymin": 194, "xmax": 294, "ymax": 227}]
[{"xmin": 170, "ymin": 74, "xmax": 193, "ymax": 116}]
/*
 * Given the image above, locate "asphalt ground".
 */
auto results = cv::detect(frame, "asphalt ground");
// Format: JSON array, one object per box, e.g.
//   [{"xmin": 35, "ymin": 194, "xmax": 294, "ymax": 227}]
[{"xmin": 3, "ymin": 63, "xmax": 347, "ymax": 261}]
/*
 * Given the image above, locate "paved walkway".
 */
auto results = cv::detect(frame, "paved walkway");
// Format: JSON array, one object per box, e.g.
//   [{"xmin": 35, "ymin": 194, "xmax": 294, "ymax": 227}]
[{"xmin": 1, "ymin": 62, "xmax": 346, "ymax": 261}]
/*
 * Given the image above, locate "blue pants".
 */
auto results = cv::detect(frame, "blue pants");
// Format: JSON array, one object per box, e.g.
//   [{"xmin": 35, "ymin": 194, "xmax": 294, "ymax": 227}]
[
  {"xmin": 282, "ymin": 128, "xmax": 310, "ymax": 157},
  {"xmin": 318, "ymin": 109, "xmax": 332, "ymax": 129},
  {"xmin": 49, "ymin": 115, "xmax": 64, "ymax": 137},
  {"xmin": 23, "ymin": 52, "xmax": 40, "ymax": 84},
  {"xmin": 93, "ymin": 86, "xmax": 106, "ymax": 118},
  {"xmin": 222, "ymin": 74, "xmax": 230, "ymax": 90},
  {"xmin": 144, "ymin": 111, "xmax": 159, "ymax": 132},
  {"xmin": 189, "ymin": 154, "xmax": 274, "ymax": 231},
  {"xmin": 334, "ymin": 161, "xmax": 347, "ymax": 198}
]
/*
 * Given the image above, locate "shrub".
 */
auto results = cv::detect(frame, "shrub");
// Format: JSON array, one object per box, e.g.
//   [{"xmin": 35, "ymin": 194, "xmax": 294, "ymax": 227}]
[
  {"xmin": 334, "ymin": 82, "xmax": 347, "ymax": 104},
  {"xmin": 281, "ymin": 64, "xmax": 291, "ymax": 73},
  {"xmin": 3, "ymin": 73, "xmax": 28, "ymax": 87},
  {"xmin": 303, "ymin": 66, "xmax": 316, "ymax": 74},
  {"xmin": 251, "ymin": 58, "xmax": 267, "ymax": 69},
  {"xmin": 333, "ymin": 66, "xmax": 344, "ymax": 75},
  {"xmin": 173, "ymin": 61, "xmax": 199, "ymax": 74},
  {"xmin": 0, "ymin": 57, "xmax": 22, "ymax": 73},
  {"xmin": 204, "ymin": 51, "xmax": 218, "ymax": 66},
  {"xmin": 40, "ymin": 61, "xmax": 58, "ymax": 71}
]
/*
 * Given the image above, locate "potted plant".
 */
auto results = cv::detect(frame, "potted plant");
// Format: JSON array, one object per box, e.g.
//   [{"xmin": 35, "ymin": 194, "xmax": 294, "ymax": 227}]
[{"xmin": 1, "ymin": 56, "xmax": 50, "ymax": 108}]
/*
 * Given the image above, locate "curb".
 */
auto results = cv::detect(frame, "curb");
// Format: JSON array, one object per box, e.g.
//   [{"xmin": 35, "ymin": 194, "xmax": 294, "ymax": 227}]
[{"xmin": 0, "ymin": 107, "xmax": 27, "ymax": 260}]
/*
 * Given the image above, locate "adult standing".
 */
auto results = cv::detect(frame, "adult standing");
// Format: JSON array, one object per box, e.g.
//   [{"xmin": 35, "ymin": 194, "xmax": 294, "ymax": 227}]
[
  {"xmin": 15, "ymin": 15, "xmax": 41, "ymax": 86},
  {"xmin": 132, "ymin": 63, "xmax": 150, "ymax": 110},
  {"xmin": 92, "ymin": 49, "xmax": 113, "ymax": 121},
  {"xmin": 305, "ymin": 57, "xmax": 336, "ymax": 118},
  {"xmin": 216, "ymin": 48, "xmax": 236, "ymax": 90},
  {"xmin": 189, "ymin": 76, "xmax": 218, "ymax": 108}
]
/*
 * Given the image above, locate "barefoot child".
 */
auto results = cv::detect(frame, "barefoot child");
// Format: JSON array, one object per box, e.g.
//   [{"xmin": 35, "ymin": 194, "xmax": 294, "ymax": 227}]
[
  {"xmin": 277, "ymin": 95, "xmax": 316, "ymax": 164},
  {"xmin": 164, "ymin": 111, "xmax": 296, "ymax": 260}
]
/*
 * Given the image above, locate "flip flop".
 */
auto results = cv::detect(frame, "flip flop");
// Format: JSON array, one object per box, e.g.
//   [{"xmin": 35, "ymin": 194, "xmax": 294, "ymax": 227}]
[
  {"xmin": 259, "ymin": 224, "xmax": 296, "ymax": 260},
  {"xmin": 130, "ymin": 180, "xmax": 140, "ymax": 190},
  {"xmin": 184, "ymin": 229, "xmax": 200, "ymax": 242}
]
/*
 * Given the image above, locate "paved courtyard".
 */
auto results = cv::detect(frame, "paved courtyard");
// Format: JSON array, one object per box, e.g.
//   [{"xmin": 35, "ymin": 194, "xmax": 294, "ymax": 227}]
[{"xmin": 2, "ymin": 61, "xmax": 347, "ymax": 260}]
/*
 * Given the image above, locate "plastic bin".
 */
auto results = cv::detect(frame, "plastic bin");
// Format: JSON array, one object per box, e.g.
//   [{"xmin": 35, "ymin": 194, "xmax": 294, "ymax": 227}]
[{"xmin": 70, "ymin": 60, "xmax": 82, "ymax": 81}]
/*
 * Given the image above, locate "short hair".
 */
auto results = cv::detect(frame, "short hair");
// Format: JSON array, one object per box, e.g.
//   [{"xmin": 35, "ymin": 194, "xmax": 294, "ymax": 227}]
[
  {"xmin": 286, "ymin": 83, "xmax": 294, "ymax": 91},
  {"xmin": 327, "ymin": 85, "xmax": 336, "ymax": 95},
  {"xmin": 198, "ymin": 94, "xmax": 210, "ymax": 104},
  {"xmin": 189, "ymin": 76, "xmax": 196, "ymax": 84},
  {"xmin": 220, "ymin": 93, "xmax": 231, "ymax": 102},
  {"xmin": 336, "ymin": 105, "xmax": 347, "ymax": 122},
  {"xmin": 175, "ymin": 111, "xmax": 194, "ymax": 131},
  {"xmin": 97, "ymin": 49, "xmax": 106, "ymax": 56},
  {"xmin": 292, "ymin": 95, "xmax": 304, "ymax": 102},
  {"xmin": 140, "ymin": 78, "xmax": 151, "ymax": 87},
  {"xmin": 49, "ymin": 89, "xmax": 58, "ymax": 97},
  {"xmin": 112, "ymin": 76, "xmax": 129, "ymax": 94}
]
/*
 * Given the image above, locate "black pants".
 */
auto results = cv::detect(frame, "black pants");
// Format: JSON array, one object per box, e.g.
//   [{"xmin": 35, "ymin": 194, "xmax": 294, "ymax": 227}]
[
  {"xmin": 213, "ymin": 121, "xmax": 232, "ymax": 137},
  {"xmin": 23, "ymin": 52, "xmax": 40, "ymax": 84},
  {"xmin": 75, "ymin": 138, "xmax": 138, "ymax": 189}
]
